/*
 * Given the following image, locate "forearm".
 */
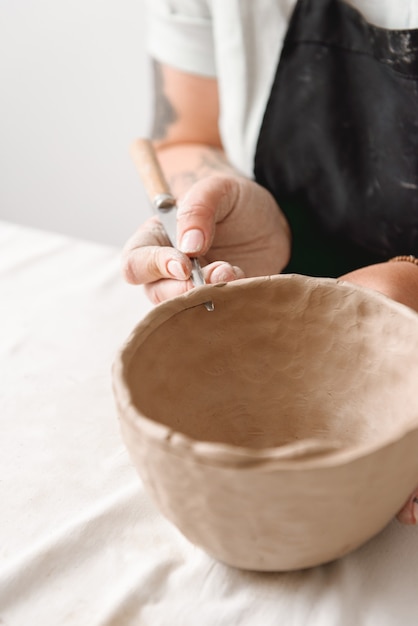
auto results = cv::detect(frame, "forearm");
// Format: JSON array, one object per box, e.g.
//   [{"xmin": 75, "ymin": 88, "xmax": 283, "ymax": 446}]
[
  {"xmin": 140, "ymin": 60, "xmax": 291, "ymax": 280},
  {"xmin": 153, "ymin": 142, "xmax": 242, "ymax": 199},
  {"xmin": 149, "ymin": 59, "xmax": 245, "ymax": 198}
]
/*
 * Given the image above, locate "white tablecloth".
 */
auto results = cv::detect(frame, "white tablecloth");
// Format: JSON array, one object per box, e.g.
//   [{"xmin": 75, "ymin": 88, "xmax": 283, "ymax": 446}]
[{"xmin": 1, "ymin": 220, "xmax": 418, "ymax": 625}]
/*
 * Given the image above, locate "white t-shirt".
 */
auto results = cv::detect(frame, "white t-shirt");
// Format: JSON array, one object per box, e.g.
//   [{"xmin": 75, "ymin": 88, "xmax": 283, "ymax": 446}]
[{"xmin": 145, "ymin": 0, "xmax": 418, "ymax": 176}]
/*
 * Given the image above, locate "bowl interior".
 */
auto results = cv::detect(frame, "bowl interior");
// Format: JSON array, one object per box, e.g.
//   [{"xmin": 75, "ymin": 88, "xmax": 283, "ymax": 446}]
[{"xmin": 125, "ymin": 276, "xmax": 418, "ymax": 451}]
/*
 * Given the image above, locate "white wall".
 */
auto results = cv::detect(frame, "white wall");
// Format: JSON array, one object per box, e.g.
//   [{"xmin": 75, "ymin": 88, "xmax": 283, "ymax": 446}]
[{"xmin": 0, "ymin": 0, "xmax": 153, "ymax": 246}]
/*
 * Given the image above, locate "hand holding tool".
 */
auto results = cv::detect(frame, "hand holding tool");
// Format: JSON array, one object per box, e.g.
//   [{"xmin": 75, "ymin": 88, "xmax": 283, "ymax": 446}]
[{"xmin": 131, "ymin": 138, "xmax": 214, "ymax": 312}]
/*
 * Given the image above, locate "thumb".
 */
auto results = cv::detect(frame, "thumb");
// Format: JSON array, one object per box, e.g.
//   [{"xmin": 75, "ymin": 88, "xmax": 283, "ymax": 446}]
[{"xmin": 176, "ymin": 175, "xmax": 239, "ymax": 256}]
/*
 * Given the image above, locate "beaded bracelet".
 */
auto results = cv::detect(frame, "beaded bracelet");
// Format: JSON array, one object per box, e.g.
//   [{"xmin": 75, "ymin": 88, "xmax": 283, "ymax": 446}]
[{"xmin": 389, "ymin": 255, "xmax": 418, "ymax": 266}]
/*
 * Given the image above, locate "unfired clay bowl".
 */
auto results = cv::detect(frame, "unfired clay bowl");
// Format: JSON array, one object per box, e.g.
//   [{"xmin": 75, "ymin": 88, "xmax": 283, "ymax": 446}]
[{"xmin": 113, "ymin": 274, "xmax": 418, "ymax": 571}]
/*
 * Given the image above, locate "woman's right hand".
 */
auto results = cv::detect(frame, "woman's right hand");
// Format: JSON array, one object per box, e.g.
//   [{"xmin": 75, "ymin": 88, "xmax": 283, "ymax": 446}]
[{"xmin": 122, "ymin": 173, "xmax": 291, "ymax": 304}]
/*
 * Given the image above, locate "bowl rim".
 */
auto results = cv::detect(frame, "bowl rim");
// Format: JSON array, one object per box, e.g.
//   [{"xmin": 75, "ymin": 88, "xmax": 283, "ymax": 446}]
[{"xmin": 113, "ymin": 274, "xmax": 418, "ymax": 471}]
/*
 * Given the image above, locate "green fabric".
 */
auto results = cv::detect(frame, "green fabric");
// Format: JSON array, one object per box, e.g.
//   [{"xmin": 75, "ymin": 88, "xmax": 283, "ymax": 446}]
[{"xmin": 281, "ymin": 199, "xmax": 384, "ymax": 278}]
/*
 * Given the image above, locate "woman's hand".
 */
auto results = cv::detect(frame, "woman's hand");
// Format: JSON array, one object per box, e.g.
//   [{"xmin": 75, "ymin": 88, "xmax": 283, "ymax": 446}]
[
  {"xmin": 340, "ymin": 260, "xmax": 418, "ymax": 313},
  {"xmin": 123, "ymin": 62, "xmax": 290, "ymax": 304},
  {"xmin": 122, "ymin": 173, "xmax": 291, "ymax": 304}
]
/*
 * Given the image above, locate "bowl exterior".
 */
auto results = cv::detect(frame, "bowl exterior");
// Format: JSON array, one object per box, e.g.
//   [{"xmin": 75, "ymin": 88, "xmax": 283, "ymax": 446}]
[
  {"xmin": 117, "ymin": 409, "xmax": 418, "ymax": 571},
  {"xmin": 113, "ymin": 276, "xmax": 418, "ymax": 571}
]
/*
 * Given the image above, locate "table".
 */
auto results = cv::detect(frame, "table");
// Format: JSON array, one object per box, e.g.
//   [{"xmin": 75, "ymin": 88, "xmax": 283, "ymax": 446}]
[{"xmin": 1, "ymin": 220, "xmax": 417, "ymax": 625}]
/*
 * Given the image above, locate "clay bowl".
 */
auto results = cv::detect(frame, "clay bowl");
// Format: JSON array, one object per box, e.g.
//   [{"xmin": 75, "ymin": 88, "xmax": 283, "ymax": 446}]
[{"xmin": 113, "ymin": 275, "xmax": 418, "ymax": 571}]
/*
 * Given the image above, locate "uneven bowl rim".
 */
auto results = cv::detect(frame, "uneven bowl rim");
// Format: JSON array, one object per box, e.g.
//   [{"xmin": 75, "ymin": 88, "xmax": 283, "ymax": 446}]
[{"xmin": 112, "ymin": 274, "xmax": 418, "ymax": 471}]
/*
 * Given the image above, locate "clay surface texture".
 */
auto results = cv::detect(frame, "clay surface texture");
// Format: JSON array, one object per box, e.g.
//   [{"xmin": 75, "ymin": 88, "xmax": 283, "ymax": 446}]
[{"xmin": 113, "ymin": 275, "xmax": 418, "ymax": 571}]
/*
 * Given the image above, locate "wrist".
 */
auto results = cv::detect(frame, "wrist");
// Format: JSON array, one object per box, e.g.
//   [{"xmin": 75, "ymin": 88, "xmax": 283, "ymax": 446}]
[{"xmin": 156, "ymin": 143, "xmax": 238, "ymax": 198}]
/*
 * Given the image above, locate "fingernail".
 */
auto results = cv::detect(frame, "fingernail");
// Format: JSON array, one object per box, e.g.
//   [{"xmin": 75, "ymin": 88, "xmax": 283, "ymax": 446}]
[
  {"xmin": 180, "ymin": 229, "xmax": 205, "ymax": 254},
  {"xmin": 232, "ymin": 266, "xmax": 245, "ymax": 279},
  {"xmin": 167, "ymin": 260, "xmax": 188, "ymax": 280}
]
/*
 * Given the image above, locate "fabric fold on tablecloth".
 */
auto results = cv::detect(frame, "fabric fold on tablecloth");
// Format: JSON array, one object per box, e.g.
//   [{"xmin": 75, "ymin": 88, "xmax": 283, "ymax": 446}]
[{"xmin": 1, "ymin": 220, "xmax": 418, "ymax": 626}]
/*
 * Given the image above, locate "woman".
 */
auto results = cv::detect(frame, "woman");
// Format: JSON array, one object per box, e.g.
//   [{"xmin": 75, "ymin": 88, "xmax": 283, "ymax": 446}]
[{"xmin": 123, "ymin": 0, "xmax": 418, "ymax": 524}]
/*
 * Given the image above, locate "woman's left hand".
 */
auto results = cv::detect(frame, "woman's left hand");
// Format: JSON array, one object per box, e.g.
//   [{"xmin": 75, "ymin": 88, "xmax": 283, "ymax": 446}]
[{"xmin": 340, "ymin": 259, "xmax": 418, "ymax": 313}]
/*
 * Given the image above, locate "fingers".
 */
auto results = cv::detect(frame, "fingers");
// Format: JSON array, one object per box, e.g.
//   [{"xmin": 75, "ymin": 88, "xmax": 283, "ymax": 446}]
[
  {"xmin": 122, "ymin": 176, "xmax": 241, "ymax": 287},
  {"xmin": 204, "ymin": 261, "xmax": 245, "ymax": 283},
  {"xmin": 145, "ymin": 261, "xmax": 245, "ymax": 305},
  {"xmin": 122, "ymin": 245, "xmax": 192, "ymax": 285},
  {"xmin": 122, "ymin": 216, "xmax": 193, "ymax": 285},
  {"xmin": 176, "ymin": 175, "xmax": 238, "ymax": 255},
  {"xmin": 144, "ymin": 277, "xmax": 193, "ymax": 304}
]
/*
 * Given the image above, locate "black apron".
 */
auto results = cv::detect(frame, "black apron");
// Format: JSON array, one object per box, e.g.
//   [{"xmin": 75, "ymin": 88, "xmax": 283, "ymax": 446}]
[{"xmin": 254, "ymin": 0, "xmax": 418, "ymax": 277}]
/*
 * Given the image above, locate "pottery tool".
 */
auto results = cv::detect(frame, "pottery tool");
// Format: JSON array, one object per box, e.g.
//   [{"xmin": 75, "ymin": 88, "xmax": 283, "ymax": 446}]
[{"xmin": 131, "ymin": 138, "xmax": 214, "ymax": 312}]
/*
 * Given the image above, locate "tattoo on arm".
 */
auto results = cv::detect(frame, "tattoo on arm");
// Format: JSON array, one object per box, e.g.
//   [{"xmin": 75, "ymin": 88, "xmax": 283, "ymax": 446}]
[
  {"xmin": 151, "ymin": 60, "xmax": 177, "ymax": 140},
  {"xmin": 199, "ymin": 149, "xmax": 232, "ymax": 174},
  {"xmin": 168, "ymin": 148, "xmax": 235, "ymax": 194},
  {"xmin": 149, "ymin": 64, "xmax": 234, "ymax": 193}
]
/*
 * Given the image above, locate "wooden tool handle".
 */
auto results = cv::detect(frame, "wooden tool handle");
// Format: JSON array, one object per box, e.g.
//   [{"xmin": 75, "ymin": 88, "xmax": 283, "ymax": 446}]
[{"xmin": 130, "ymin": 138, "xmax": 172, "ymax": 201}]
